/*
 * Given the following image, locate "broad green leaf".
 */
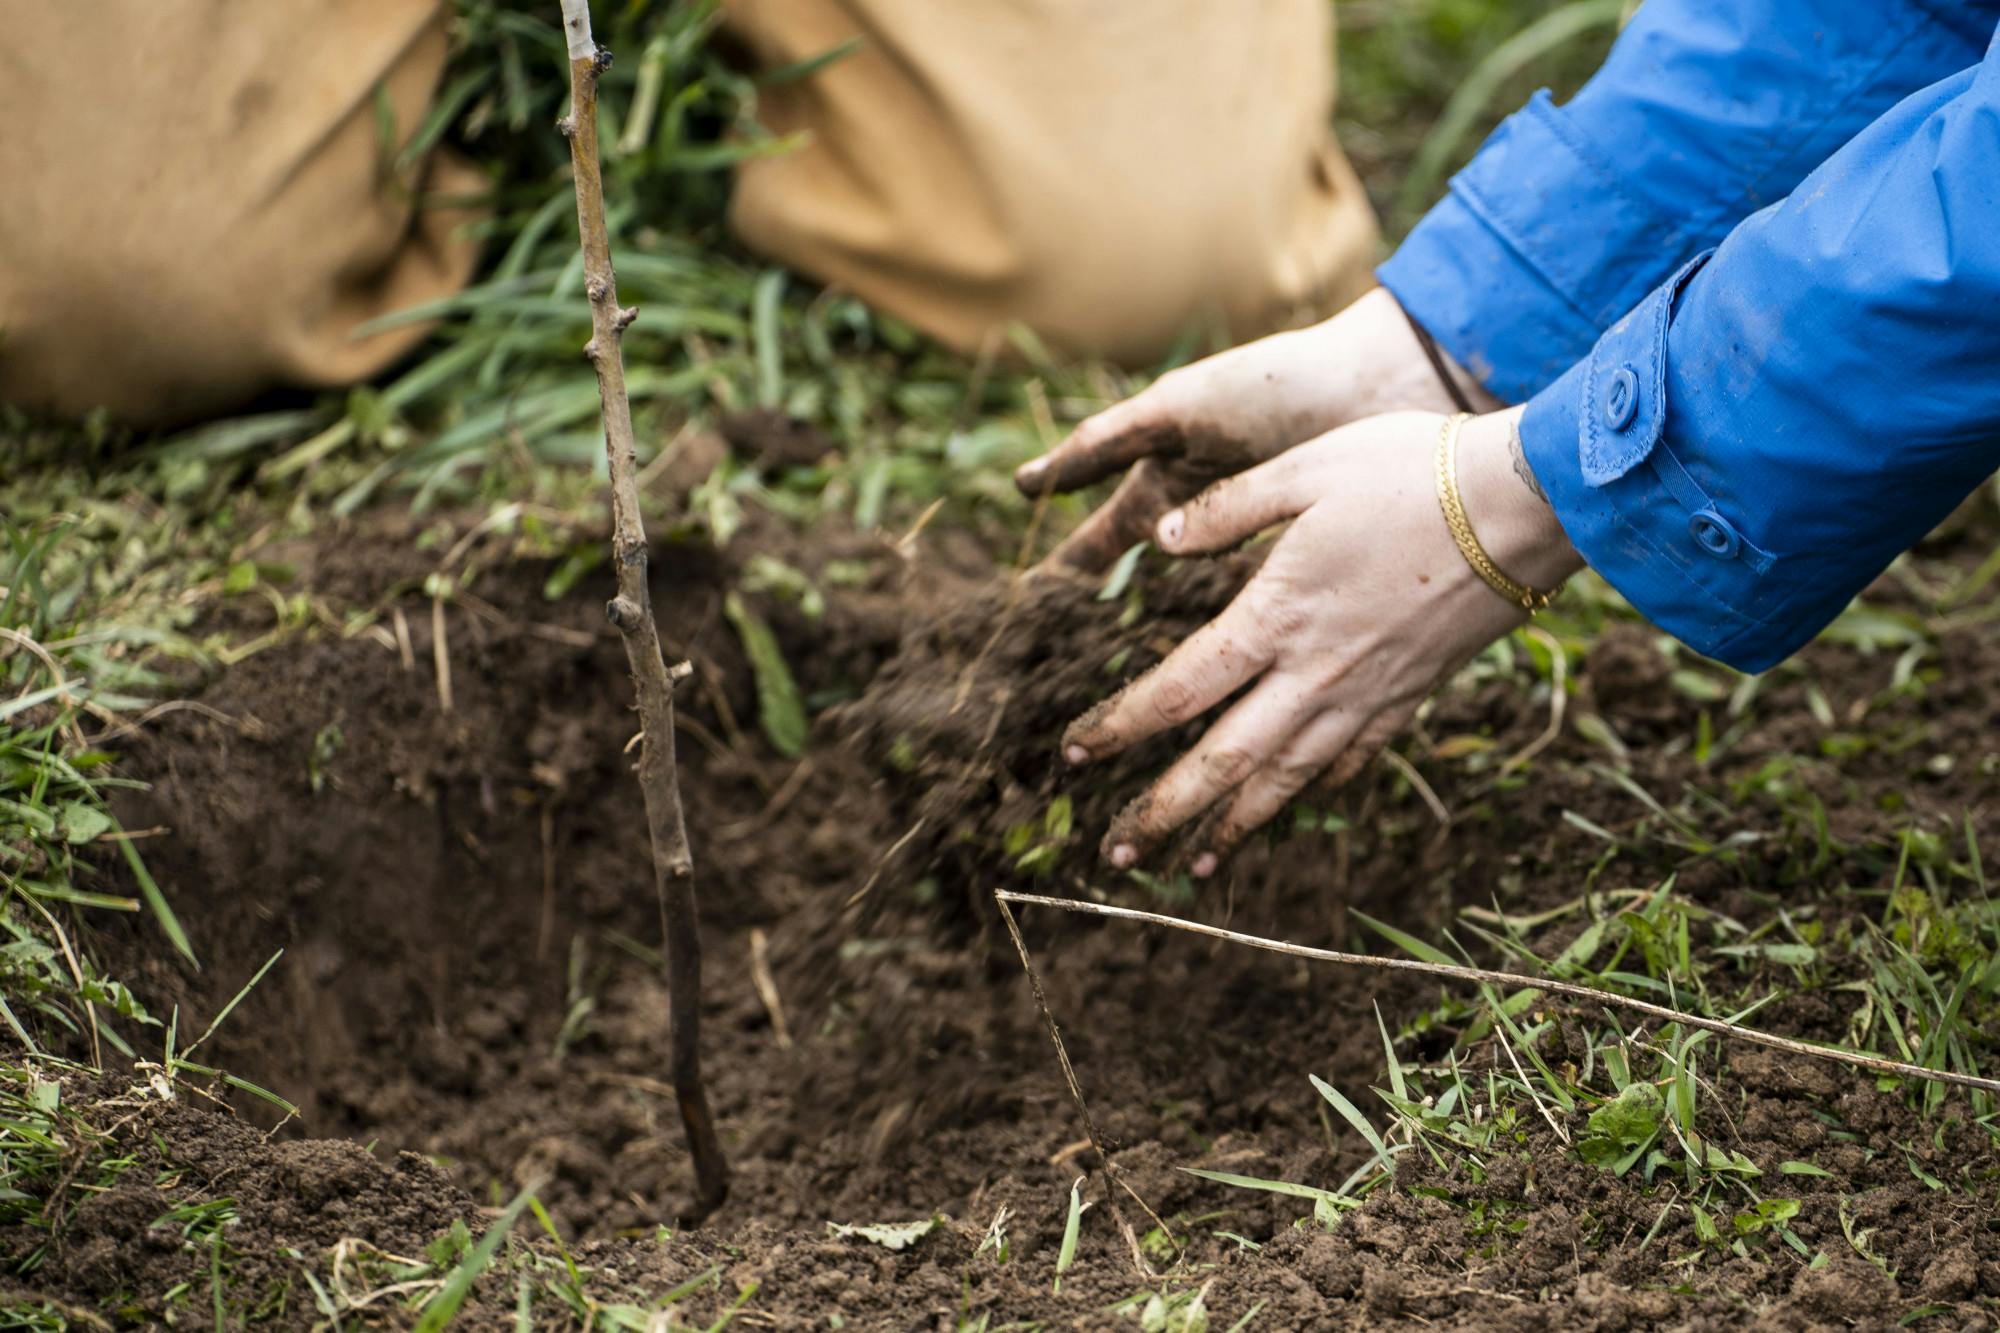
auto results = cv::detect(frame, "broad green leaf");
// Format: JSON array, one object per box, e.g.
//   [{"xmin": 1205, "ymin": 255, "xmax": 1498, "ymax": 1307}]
[
  {"xmin": 1577, "ymin": 1081, "xmax": 1663, "ymax": 1173},
  {"xmin": 1779, "ymin": 1160, "xmax": 1835, "ymax": 1178},
  {"xmin": 1587, "ymin": 1081, "xmax": 1664, "ymax": 1144},
  {"xmin": 1733, "ymin": 1197, "xmax": 1801, "ymax": 1235},
  {"xmin": 56, "ymin": 801, "xmax": 114, "ymax": 845},
  {"xmin": 724, "ymin": 592, "xmax": 808, "ymax": 757}
]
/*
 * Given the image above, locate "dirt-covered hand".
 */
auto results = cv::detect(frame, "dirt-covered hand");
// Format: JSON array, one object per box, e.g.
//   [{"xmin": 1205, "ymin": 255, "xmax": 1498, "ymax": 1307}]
[
  {"xmin": 1061, "ymin": 407, "xmax": 1580, "ymax": 875},
  {"xmin": 1013, "ymin": 289, "xmax": 1499, "ymax": 574}
]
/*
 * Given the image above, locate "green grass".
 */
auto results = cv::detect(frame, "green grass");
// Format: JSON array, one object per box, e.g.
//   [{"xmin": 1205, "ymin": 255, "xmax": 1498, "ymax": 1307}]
[
  {"xmin": 1189, "ymin": 815, "xmax": 1998, "ymax": 1273},
  {"xmin": 1337, "ymin": 0, "xmax": 1624, "ymax": 234}
]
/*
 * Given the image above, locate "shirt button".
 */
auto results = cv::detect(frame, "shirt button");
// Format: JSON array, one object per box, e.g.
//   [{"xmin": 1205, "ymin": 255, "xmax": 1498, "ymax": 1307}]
[
  {"xmin": 1688, "ymin": 508, "xmax": 1740, "ymax": 558},
  {"xmin": 1603, "ymin": 367, "xmax": 1639, "ymax": 431}
]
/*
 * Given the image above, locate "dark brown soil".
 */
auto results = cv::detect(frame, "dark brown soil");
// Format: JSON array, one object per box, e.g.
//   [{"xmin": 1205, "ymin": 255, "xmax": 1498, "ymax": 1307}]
[{"xmin": 12, "ymin": 512, "xmax": 2000, "ymax": 1328}]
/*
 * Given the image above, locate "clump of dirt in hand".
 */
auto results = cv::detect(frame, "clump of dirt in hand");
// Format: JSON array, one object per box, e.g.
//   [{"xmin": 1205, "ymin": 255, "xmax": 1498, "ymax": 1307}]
[{"xmin": 832, "ymin": 551, "xmax": 1256, "ymax": 892}]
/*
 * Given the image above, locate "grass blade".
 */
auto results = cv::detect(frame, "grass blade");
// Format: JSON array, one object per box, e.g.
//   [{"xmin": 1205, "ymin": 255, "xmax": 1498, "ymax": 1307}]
[
  {"xmin": 1180, "ymin": 1167, "xmax": 1351, "ymax": 1208},
  {"xmin": 413, "ymin": 1188, "xmax": 538, "ymax": 1333},
  {"xmin": 117, "ymin": 834, "xmax": 195, "ymax": 967},
  {"xmin": 1309, "ymin": 1074, "xmax": 1393, "ymax": 1175},
  {"xmin": 1350, "ymin": 909, "xmax": 1458, "ymax": 967},
  {"xmin": 1053, "ymin": 1175, "xmax": 1083, "ymax": 1293},
  {"xmin": 179, "ymin": 950, "xmax": 283, "ymax": 1060},
  {"xmin": 1397, "ymin": 0, "xmax": 1626, "ymax": 218}
]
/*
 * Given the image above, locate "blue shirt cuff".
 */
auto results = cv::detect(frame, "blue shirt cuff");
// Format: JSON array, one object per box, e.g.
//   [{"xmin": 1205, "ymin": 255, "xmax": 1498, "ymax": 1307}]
[{"xmin": 1519, "ymin": 253, "xmax": 1798, "ymax": 674}]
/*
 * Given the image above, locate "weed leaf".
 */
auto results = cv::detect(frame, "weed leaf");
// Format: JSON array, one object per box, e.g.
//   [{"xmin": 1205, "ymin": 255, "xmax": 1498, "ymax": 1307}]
[{"xmin": 724, "ymin": 591, "xmax": 808, "ymax": 757}]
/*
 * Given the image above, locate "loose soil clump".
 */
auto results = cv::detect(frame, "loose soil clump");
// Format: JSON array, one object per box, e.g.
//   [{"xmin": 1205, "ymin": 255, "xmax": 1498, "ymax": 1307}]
[{"xmin": 9, "ymin": 514, "xmax": 1997, "ymax": 1327}]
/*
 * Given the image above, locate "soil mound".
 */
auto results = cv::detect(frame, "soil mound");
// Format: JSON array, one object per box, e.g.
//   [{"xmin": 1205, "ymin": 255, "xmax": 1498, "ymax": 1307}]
[{"xmin": 9, "ymin": 517, "xmax": 1992, "ymax": 1326}]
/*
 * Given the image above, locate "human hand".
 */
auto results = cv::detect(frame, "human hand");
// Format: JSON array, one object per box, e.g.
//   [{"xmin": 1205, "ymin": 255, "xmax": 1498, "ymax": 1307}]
[
  {"xmin": 1014, "ymin": 289, "xmax": 1500, "ymax": 573},
  {"xmin": 1061, "ymin": 407, "xmax": 1580, "ymax": 875}
]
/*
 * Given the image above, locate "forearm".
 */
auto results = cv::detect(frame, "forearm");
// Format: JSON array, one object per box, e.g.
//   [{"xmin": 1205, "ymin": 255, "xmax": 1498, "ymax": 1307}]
[
  {"xmin": 1519, "ymin": 47, "xmax": 2000, "ymax": 671},
  {"xmin": 1381, "ymin": 0, "xmax": 2000, "ymax": 405}
]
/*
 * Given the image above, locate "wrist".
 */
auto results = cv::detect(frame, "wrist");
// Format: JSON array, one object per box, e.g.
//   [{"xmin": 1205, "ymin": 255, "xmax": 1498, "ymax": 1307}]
[
  {"xmin": 1366, "ymin": 290, "xmax": 1505, "ymax": 417},
  {"xmin": 1452, "ymin": 407, "xmax": 1582, "ymax": 593},
  {"xmin": 1330, "ymin": 290, "xmax": 1503, "ymax": 418}
]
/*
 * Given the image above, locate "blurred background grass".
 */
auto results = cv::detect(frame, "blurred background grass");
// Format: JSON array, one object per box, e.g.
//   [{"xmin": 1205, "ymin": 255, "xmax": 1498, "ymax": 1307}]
[{"xmin": 2, "ymin": 0, "xmax": 1627, "ymax": 534}]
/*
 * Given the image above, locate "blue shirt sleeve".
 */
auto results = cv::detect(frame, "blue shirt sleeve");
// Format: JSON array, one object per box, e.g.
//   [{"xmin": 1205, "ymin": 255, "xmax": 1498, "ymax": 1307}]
[
  {"xmin": 1378, "ymin": 0, "xmax": 2000, "ymax": 404},
  {"xmin": 1520, "ymin": 29, "xmax": 2000, "ymax": 673}
]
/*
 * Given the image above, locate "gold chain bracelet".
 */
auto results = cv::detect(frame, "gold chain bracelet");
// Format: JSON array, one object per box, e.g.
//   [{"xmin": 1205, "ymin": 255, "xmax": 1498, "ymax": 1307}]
[{"xmin": 1433, "ymin": 412, "xmax": 1561, "ymax": 613}]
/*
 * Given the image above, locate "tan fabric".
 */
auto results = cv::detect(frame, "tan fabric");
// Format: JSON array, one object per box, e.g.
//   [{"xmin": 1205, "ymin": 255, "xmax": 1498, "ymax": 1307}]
[
  {"xmin": 0, "ymin": 3, "xmax": 1373, "ymax": 424},
  {"xmin": 724, "ymin": 0, "xmax": 1379, "ymax": 365},
  {"xmin": 0, "ymin": 1, "xmax": 482, "ymax": 426}
]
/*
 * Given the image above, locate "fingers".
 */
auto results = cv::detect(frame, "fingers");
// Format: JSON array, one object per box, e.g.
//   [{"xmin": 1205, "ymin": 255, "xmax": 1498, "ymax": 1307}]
[
  {"xmin": 1313, "ymin": 708, "xmax": 1407, "ymax": 794},
  {"xmin": 1156, "ymin": 448, "xmax": 1319, "ymax": 555},
  {"xmin": 1189, "ymin": 706, "xmax": 1407, "ymax": 876},
  {"xmin": 1181, "ymin": 707, "xmax": 1368, "ymax": 876},
  {"xmin": 1015, "ymin": 393, "xmax": 1175, "ymax": 497},
  {"xmin": 1062, "ymin": 592, "xmax": 1275, "ymax": 764},
  {"xmin": 1097, "ymin": 672, "xmax": 1316, "ymax": 868},
  {"xmin": 1042, "ymin": 463, "xmax": 1179, "ymax": 575}
]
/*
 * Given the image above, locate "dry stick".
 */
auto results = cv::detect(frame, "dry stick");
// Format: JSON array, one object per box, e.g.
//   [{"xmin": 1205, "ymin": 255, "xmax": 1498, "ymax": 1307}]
[
  {"xmin": 558, "ymin": 0, "xmax": 728, "ymax": 1217},
  {"xmin": 748, "ymin": 928, "xmax": 793, "ymax": 1051},
  {"xmin": 993, "ymin": 895, "xmax": 1181, "ymax": 1276},
  {"xmin": 994, "ymin": 890, "xmax": 2000, "ymax": 1096}
]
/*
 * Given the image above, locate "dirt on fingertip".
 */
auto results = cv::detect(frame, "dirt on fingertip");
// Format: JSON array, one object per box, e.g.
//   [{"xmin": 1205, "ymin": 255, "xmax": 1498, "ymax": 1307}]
[{"xmin": 6, "ymin": 508, "xmax": 1994, "ymax": 1328}]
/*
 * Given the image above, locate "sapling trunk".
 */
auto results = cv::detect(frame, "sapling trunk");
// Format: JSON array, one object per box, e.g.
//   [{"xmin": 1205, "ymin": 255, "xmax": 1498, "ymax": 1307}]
[{"xmin": 557, "ymin": 0, "xmax": 729, "ymax": 1218}]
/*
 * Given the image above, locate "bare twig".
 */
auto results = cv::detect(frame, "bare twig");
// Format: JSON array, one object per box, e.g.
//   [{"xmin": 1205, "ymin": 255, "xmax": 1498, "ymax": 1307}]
[
  {"xmin": 391, "ymin": 605, "xmax": 416, "ymax": 671},
  {"xmin": 748, "ymin": 929, "xmax": 792, "ymax": 1050},
  {"xmin": 17, "ymin": 892, "xmax": 99, "ymax": 1069},
  {"xmin": 559, "ymin": 0, "xmax": 728, "ymax": 1217},
  {"xmin": 429, "ymin": 597, "xmax": 453, "ymax": 713},
  {"xmin": 82, "ymin": 699, "xmax": 265, "ymax": 747},
  {"xmin": 844, "ymin": 816, "xmax": 929, "ymax": 909},
  {"xmin": 0, "ymin": 626, "xmax": 88, "ymax": 747},
  {"xmin": 993, "ymin": 895, "xmax": 1179, "ymax": 1276},
  {"xmin": 1500, "ymin": 625, "xmax": 1568, "ymax": 773},
  {"xmin": 1382, "ymin": 749, "xmax": 1450, "ymax": 828},
  {"xmin": 994, "ymin": 890, "xmax": 2000, "ymax": 1097}
]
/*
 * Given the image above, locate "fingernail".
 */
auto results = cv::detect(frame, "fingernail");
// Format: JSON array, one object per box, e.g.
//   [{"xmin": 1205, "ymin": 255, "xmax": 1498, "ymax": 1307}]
[
  {"xmin": 1109, "ymin": 843, "xmax": 1137, "ymax": 869},
  {"xmin": 1191, "ymin": 852, "xmax": 1218, "ymax": 879},
  {"xmin": 1064, "ymin": 744, "xmax": 1090, "ymax": 766},
  {"xmin": 1157, "ymin": 509, "xmax": 1185, "ymax": 549},
  {"xmin": 1017, "ymin": 459, "xmax": 1045, "ymax": 484}
]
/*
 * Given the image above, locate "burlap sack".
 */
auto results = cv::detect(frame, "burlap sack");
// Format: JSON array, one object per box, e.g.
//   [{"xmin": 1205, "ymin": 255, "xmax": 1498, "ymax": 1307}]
[
  {"xmin": 0, "ymin": 2, "xmax": 1376, "ymax": 425},
  {"xmin": 724, "ymin": 0, "xmax": 1380, "ymax": 365},
  {"xmin": 0, "ymin": 1, "xmax": 482, "ymax": 426}
]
